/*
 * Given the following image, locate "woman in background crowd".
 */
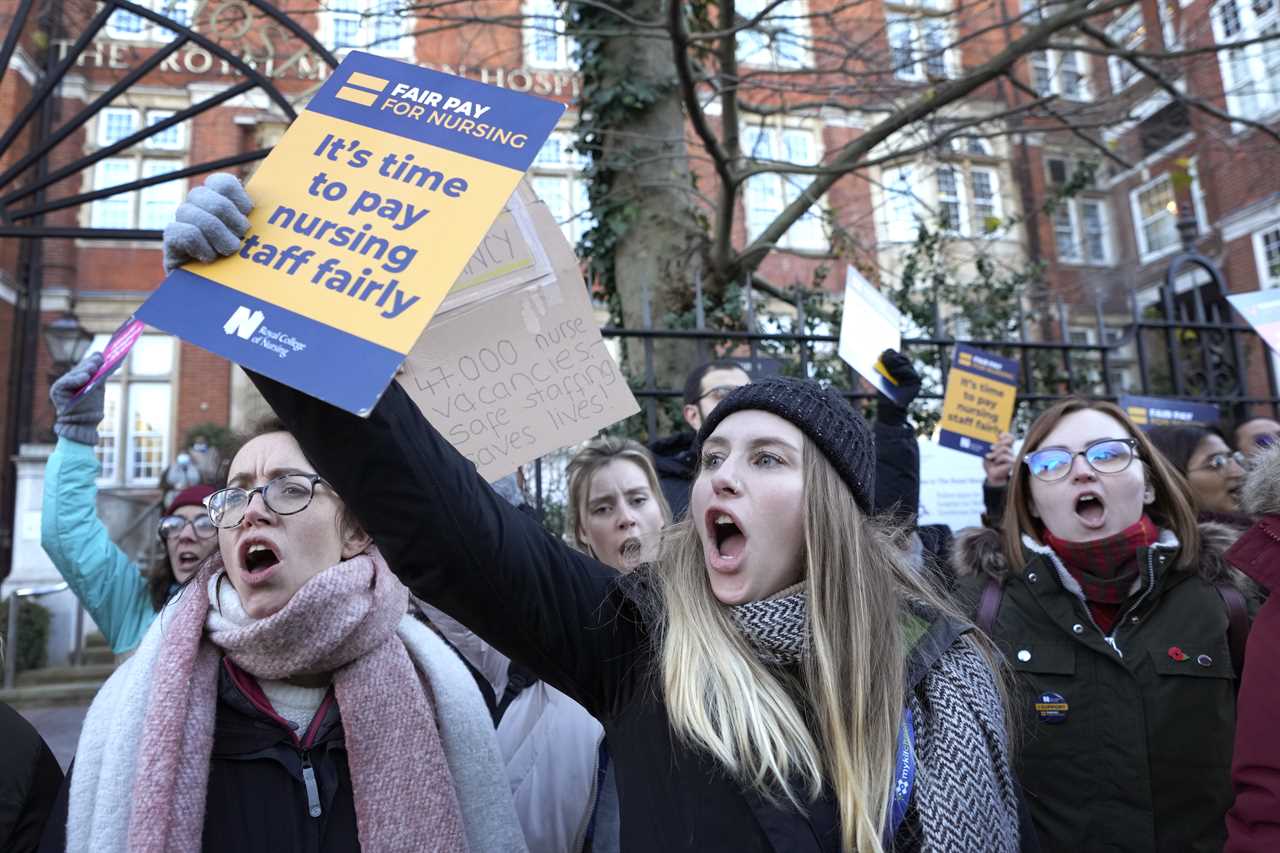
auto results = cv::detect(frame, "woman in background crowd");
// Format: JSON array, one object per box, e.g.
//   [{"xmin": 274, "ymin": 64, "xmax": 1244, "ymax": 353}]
[
  {"xmin": 42, "ymin": 353, "xmax": 219, "ymax": 654},
  {"xmin": 1147, "ymin": 424, "xmax": 1249, "ymax": 525},
  {"xmin": 955, "ymin": 399, "xmax": 1256, "ymax": 853},
  {"xmin": 426, "ymin": 438, "xmax": 669, "ymax": 852}
]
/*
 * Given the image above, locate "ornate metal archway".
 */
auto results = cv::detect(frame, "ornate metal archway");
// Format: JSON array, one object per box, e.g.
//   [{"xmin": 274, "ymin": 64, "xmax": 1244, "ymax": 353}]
[{"xmin": 0, "ymin": 0, "xmax": 342, "ymax": 574}]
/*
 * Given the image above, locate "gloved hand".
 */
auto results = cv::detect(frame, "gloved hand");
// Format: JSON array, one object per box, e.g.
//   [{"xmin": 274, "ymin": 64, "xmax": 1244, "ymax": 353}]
[
  {"xmin": 50, "ymin": 352, "xmax": 106, "ymax": 445},
  {"xmin": 162, "ymin": 173, "xmax": 254, "ymax": 272},
  {"xmin": 875, "ymin": 348, "xmax": 921, "ymax": 427}
]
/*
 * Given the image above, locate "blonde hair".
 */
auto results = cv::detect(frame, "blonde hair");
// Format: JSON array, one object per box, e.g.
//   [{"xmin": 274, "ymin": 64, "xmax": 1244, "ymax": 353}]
[
  {"xmin": 655, "ymin": 439, "xmax": 993, "ymax": 852},
  {"xmin": 564, "ymin": 436, "xmax": 671, "ymax": 554},
  {"xmin": 1003, "ymin": 398, "xmax": 1201, "ymax": 572}
]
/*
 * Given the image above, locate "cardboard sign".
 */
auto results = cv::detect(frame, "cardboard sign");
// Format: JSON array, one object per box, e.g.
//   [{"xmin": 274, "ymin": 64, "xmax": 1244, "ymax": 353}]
[
  {"xmin": 1229, "ymin": 289, "xmax": 1280, "ymax": 356},
  {"xmin": 135, "ymin": 51, "xmax": 565, "ymax": 416},
  {"xmin": 837, "ymin": 265, "xmax": 909, "ymax": 404},
  {"xmin": 400, "ymin": 197, "xmax": 639, "ymax": 481},
  {"xmin": 1119, "ymin": 394, "xmax": 1220, "ymax": 430},
  {"xmin": 917, "ymin": 437, "xmax": 988, "ymax": 531},
  {"xmin": 937, "ymin": 344, "xmax": 1019, "ymax": 457},
  {"xmin": 70, "ymin": 317, "xmax": 145, "ymax": 402}
]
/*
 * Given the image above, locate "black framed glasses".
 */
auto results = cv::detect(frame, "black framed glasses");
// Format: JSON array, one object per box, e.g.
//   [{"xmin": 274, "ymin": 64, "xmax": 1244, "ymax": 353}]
[
  {"xmin": 204, "ymin": 473, "xmax": 329, "ymax": 529},
  {"xmin": 1190, "ymin": 451, "xmax": 1246, "ymax": 474},
  {"xmin": 1024, "ymin": 438, "xmax": 1139, "ymax": 483},
  {"xmin": 158, "ymin": 514, "xmax": 217, "ymax": 541}
]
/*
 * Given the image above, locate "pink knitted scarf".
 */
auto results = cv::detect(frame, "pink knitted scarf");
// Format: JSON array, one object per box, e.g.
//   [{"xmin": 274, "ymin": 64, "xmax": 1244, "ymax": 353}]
[{"xmin": 126, "ymin": 548, "xmax": 468, "ymax": 852}]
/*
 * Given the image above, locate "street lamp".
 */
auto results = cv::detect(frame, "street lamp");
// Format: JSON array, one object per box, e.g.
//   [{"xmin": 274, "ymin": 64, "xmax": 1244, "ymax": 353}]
[{"xmin": 42, "ymin": 311, "xmax": 93, "ymax": 373}]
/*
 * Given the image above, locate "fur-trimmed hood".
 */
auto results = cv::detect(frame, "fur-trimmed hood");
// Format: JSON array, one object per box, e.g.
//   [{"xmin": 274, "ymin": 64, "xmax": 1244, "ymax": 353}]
[
  {"xmin": 1242, "ymin": 444, "xmax": 1280, "ymax": 516},
  {"xmin": 952, "ymin": 521, "xmax": 1252, "ymax": 594}
]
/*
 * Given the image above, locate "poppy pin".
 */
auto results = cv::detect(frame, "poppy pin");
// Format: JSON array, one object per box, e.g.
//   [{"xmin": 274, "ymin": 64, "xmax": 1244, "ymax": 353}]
[{"xmin": 1168, "ymin": 646, "xmax": 1188, "ymax": 662}]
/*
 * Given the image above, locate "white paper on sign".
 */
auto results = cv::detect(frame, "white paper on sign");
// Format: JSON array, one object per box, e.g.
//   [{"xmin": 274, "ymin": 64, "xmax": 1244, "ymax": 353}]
[{"xmin": 837, "ymin": 266, "xmax": 907, "ymax": 403}]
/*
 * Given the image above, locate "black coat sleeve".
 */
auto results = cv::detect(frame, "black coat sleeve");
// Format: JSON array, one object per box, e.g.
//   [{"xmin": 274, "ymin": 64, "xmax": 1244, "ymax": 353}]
[
  {"xmin": 0, "ymin": 703, "xmax": 63, "ymax": 853},
  {"xmin": 247, "ymin": 371, "xmax": 646, "ymax": 718},
  {"xmin": 872, "ymin": 420, "xmax": 920, "ymax": 524}
]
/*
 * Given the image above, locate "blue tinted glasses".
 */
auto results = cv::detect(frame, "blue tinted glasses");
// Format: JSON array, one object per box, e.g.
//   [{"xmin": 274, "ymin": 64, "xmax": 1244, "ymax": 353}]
[{"xmin": 1024, "ymin": 438, "xmax": 1138, "ymax": 482}]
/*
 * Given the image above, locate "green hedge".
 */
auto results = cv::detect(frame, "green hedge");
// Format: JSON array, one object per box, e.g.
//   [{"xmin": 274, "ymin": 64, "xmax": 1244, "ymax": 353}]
[{"xmin": 0, "ymin": 598, "xmax": 51, "ymax": 672}]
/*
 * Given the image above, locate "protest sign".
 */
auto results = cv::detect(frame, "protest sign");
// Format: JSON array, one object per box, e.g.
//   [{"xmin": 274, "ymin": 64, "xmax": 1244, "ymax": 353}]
[
  {"xmin": 400, "ymin": 195, "xmax": 639, "ymax": 481},
  {"xmin": 135, "ymin": 51, "xmax": 565, "ymax": 416},
  {"xmin": 836, "ymin": 266, "xmax": 909, "ymax": 404},
  {"xmin": 937, "ymin": 344, "xmax": 1019, "ymax": 457},
  {"xmin": 1119, "ymin": 394, "xmax": 1220, "ymax": 430},
  {"xmin": 917, "ymin": 437, "xmax": 989, "ymax": 531},
  {"xmin": 1228, "ymin": 289, "xmax": 1280, "ymax": 356}
]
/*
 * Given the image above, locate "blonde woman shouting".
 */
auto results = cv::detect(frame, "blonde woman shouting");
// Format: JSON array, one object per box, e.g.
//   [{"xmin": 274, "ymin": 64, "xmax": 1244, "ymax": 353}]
[{"xmin": 166, "ymin": 176, "xmax": 1020, "ymax": 853}]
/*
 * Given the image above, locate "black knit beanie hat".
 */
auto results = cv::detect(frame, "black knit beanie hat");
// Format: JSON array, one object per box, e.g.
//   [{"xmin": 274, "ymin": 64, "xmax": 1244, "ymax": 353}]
[{"xmin": 695, "ymin": 376, "xmax": 876, "ymax": 513}]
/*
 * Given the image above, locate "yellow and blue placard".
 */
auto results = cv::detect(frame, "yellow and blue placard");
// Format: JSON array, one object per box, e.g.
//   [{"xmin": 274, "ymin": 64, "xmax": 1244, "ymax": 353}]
[
  {"xmin": 136, "ymin": 51, "xmax": 565, "ymax": 415},
  {"xmin": 937, "ymin": 344, "xmax": 1020, "ymax": 457},
  {"xmin": 1119, "ymin": 394, "xmax": 1220, "ymax": 430}
]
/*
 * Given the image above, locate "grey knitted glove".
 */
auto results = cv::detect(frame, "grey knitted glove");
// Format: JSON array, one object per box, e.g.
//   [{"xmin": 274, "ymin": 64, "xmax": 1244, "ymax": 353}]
[
  {"xmin": 50, "ymin": 352, "xmax": 106, "ymax": 445},
  {"xmin": 162, "ymin": 173, "xmax": 254, "ymax": 273}
]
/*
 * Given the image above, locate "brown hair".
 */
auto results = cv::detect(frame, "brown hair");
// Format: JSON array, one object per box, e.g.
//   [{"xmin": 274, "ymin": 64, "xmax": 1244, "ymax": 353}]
[
  {"xmin": 565, "ymin": 436, "xmax": 671, "ymax": 554},
  {"xmin": 1001, "ymin": 398, "xmax": 1200, "ymax": 571}
]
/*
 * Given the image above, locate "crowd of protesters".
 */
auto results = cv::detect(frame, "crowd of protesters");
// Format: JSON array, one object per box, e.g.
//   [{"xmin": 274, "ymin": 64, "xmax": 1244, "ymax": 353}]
[{"xmin": 3, "ymin": 172, "xmax": 1279, "ymax": 852}]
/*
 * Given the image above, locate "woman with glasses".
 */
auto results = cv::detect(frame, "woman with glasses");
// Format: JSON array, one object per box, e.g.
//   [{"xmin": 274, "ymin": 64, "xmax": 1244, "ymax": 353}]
[
  {"xmin": 41, "ymin": 417, "xmax": 524, "ymax": 853},
  {"xmin": 1147, "ymin": 424, "xmax": 1250, "ymax": 525},
  {"xmin": 954, "ymin": 399, "xmax": 1257, "ymax": 853},
  {"xmin": 41, "ymin": 353, "xmax": 220, "ymax": 655}
]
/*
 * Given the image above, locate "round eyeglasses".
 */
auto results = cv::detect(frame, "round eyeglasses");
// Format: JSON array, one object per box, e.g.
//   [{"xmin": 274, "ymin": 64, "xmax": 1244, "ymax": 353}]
[
  {"xmin": 158, "ymin": 514, "xmax": 217, "ymax": 541},
  {"xmin": 1190, "ymin": 450, "xmax": 1246, "ymax": 474},
  {"xmin": 204, "ymin": 473, "xmax": 328, "ymax": 529},
  {"xmin": 1024, "ymin": 438, "xmax": 1139, "ymax": 483}
]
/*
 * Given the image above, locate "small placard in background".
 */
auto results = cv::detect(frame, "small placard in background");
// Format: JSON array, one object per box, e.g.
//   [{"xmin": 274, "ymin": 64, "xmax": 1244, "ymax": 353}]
[{"xmin": 937, "ymin": 344, "xmax": 1020, "ymax": 457}]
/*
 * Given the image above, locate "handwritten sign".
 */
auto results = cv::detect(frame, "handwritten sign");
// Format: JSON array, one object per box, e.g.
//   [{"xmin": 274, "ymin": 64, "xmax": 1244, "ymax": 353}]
[
  {"xmin": 837, "ymin": 265, "xmax": 908, "ymax": 404},
  {"xmin": 1119, "ymin": 394, "xmax": 1220, "ymax": 430},
  {"xmin": 135, "ymin": 51, "xmax": 565, "ymax": 415},
  {"xmin": 401, "ymin": 195, "xmax": 638, "ymax": 481},
  {"xmin": 937, "ymin": 344, "xmax": 1019, "ymax": 457}
]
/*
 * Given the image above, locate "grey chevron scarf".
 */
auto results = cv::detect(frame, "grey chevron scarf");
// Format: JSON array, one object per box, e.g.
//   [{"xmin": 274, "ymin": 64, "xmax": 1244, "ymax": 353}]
[{"xmin": 727, "ymin": 582, "xmax": 808, "ymax": 665}]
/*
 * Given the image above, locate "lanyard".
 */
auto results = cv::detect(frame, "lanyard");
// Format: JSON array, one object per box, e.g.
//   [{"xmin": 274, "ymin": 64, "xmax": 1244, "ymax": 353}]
[{"xmin": 886, "ymin": 707, "xmax": 917, "ymax": 843}]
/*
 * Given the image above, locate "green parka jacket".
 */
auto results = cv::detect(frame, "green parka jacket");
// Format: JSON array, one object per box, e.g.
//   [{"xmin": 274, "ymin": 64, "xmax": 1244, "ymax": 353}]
[{"xmin": 954, "ymin": 522, "xmax": 1257, "ymax": 853}]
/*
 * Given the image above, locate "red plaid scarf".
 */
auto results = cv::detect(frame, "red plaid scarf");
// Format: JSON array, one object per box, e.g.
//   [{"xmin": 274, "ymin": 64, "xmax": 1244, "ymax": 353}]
[{"xmin": 1042, "ymin": 516, "xmax": 1160, "ymax": 634}]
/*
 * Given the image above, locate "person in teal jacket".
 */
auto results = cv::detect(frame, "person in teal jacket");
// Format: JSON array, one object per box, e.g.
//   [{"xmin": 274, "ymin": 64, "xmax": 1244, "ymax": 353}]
[{"xmin": 41, "ymin": 353, "xmax": 219, "ymax": 654}]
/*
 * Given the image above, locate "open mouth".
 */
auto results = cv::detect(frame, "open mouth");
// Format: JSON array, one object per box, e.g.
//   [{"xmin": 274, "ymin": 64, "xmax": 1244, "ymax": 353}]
[
  {"xmin": 708, "ymin": 511, "xmax": 747, "ymax": 563},
  {"xmin": 176, "ymin": 549, "xmax": 201, "ymax": 568},
  {"xmin": 619, "ymin": 537, "xmax": 642, "ymax": 566},
  {"xmin": 1074, "ymin": 493, "xmax": 1106, "ymax": 527},
  {"xmin": 240, "ymin": 541, "xmax": 281, "ymax": 575}
]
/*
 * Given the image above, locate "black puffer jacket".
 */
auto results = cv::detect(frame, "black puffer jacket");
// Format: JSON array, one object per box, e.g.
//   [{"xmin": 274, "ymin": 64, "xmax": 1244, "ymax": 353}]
[
  {"xmin": 954, "ymin": 523, "xmax": 1257, "ymax": 853},
  {"xmin": 646, "ymin": 432, "xmax": 697, "ymax": 521},
  {"xmin": 0, "ymin": 701, "xmax": 62, "ymax": 853}
]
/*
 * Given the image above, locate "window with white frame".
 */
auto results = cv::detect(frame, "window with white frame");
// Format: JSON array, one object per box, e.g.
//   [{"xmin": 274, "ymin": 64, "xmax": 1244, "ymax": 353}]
[
  {"xmin": 531, "ymin": 130, "xmax": 592, "ymax": 243},
  {"xmin": 1157, "ymin": 0, "xmax": 1182, "ymax": 50},
  {"xmin": 882, "ymin": 165, "xmax": 925, "ymax": 242},
  {"xmin": 737, "ymin": 0, "xmax": 813, "ymax": 69},
  {"xmin": 1021, "ymin": 0, "xmax": 1069, "ymax": 22},
  {"xmin": 1255, "ymin": 225, "xmax": 1280, "ymax": 286},
  {"xmin": 90, "ymin": 107, "xmax": 186, "ymax": 230},
  {"xmin": 524, "ymin": 0, "xmax": 573, "ymax": 68},
  {"xmin": 1053, "ymin": 198, "xmax": 1111, "ymax": 264},
  {"xmin": 92, "ymin": 334, "xmax": 176, "ymax": 488},
  {"xmin": 887, "ymin": 14, "xmax": 954, "ymax": 81},
  {"xmin": 106, "ymin": 0, "xmax": 192, "ymax": 41},
  {"xmin": 743, "ymin": 127, "xmax": 826, "ymax": 250},
  {"xmin": 1107, "ymin": 7, "xmax": 1146, "ymax": 93},
  {"xmin": 970, "ymin": 167, "xmax": 1002, "ymax": 233},
  {"xmin": 1130, "ymin": 174, "xmax": 1179, "ymax": 260},
  {"xmin": 323, "ymin": 0, "xmax": 407, "ymax": 55},
  {"xmin": 1029, "ymin": 49, "xmax": 1090, "ymax": 99},
  {"xmin": 935, "ymin": 166, "xmax": 965, "ymax": 233},
  {"xmin": 1211, "ymin": 0, "xmax": 1280, "ymax": 121}
]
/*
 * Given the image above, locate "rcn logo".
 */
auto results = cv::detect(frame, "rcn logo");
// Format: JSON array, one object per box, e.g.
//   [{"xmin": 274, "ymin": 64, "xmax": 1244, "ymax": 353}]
[{"xmin": 223, "ymin": 306, "xmax": 264, "ymax": 339}]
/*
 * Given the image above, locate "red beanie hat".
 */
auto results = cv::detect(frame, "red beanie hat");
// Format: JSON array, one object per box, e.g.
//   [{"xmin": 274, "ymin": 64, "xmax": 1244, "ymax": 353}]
[{"xmin": 166, "ymin": 484, "xmax": 217, "ymax": 515}]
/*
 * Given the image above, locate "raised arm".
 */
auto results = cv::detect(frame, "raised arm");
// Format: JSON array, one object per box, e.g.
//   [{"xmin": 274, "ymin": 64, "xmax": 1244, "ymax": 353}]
[
  {"xmin": 40, "ymin": 355, "xmax": 155, "ymax": 654},
  {"xmin": 247, "ymin": 369, "xmax": 643, "ymax": 717}
]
